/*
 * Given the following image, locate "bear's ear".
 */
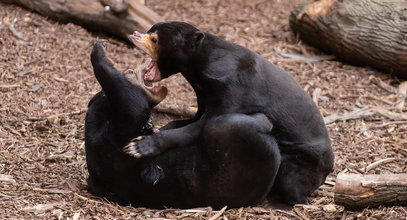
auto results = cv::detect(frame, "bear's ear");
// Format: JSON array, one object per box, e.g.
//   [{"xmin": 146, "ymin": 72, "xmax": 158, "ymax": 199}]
[{"xmin": 194, "ymin": 31, "xmax": 205, "ymax": 46}]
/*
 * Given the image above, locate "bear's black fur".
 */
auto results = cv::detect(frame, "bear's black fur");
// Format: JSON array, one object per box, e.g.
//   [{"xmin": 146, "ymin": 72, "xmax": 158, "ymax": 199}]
[
  {"xmin": 86, "ymin": 40, "xmax": 281, "ymax": 209},
  {"xmin": 124, "ymin": 22, "xmax": 334, "ymax": 207}
]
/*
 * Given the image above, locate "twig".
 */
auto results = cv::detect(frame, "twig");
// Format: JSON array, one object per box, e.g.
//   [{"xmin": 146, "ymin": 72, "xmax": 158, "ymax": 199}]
[
  {"xmin": 32, "ymin": 187, "xmax": 70, "ymax": 194},
  {"xmin": 21, "ymin": 110, "xmax": 85, "ymax": 122},
  {"xmin": 8, "ymin": 24, "xmax": 29, "ymax": 41},
  {"xmin": 153, "ymin": 106, "xmax": 197, "ymax": 117},
  {"xmin": 23, "ymin": 59, "xmax": 38, "ymax": 66},
  {"xmin": 28, "ymin": 20, "xmax": 44, "ymax": 27},
  {"xmin": 324, "ymin": 107, "xmax": 372, "ymax": 124},
  {"xmin": 46, "ymin": 109, "xmax": 85, "ymax": 119},
  {"xmin": 369, "ymin": 76, "xmax": 398, "ymax": 94},
  {"xmin": 312, "ymin": 87, "xmax": 321, "ymax": 106},
  {"xmin": 18, "ymin": 68, "xmax": 33, "ymax": 77},
  {"xmin": 0, "ymin": 84, "xmax": 20, "ymax": 89},
  {"xmin": 324, "ymin": 106, "xmax": 407, "ymax": 124},
  {"xmin": 208, "ymin": 206, "xmax": 227, "ymax": 220},
  {"xmin": 365, "ymin": 158, "xmax": 396, "ymax": 172},
  {"xmin": 371, "ymin": 106, "xmax": 407, "ymax": 120},
  {"xmin": 52, "ymin": 76, "xmax": 69, "ymax": 83},
  {"xmin": 371, "ymin": 121, "xmax": 407, "ymax": 128},
  {"xmin": 280, "ymin": 52, "xmax": 336, "ymax": 63},
  {"xmin": 28, "ymin": 83, "xmax": 44, "ymax": 93},
  {"xmin": 363, "ymin": 94, "xmax": 394, "ymax": 105}
]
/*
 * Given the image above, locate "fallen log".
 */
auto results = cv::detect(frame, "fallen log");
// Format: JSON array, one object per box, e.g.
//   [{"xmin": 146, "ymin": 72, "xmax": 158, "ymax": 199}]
[
  {"xmin": 0, "ymin": 0, "xmax": 162, "ymax": 42},
  {"xmin": 334, "ymin": 173, "xmax": 407, "ymax": 209},
  {"xmin": 290, "ymin": 0, "xmax": 407, "ymax": 79}
]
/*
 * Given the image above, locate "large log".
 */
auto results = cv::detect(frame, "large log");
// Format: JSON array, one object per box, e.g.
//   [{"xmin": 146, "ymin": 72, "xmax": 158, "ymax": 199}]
[
  {"xmin": 290, "ymin": 0, "xmax": 407, "ymax": 79},
  {"xmin": 334, "ymin": 173, "xmax": 407, "ymax": 209},
  {"xmin": 0, "ymin": 0, "xmax": 162, "ymax": 42}
]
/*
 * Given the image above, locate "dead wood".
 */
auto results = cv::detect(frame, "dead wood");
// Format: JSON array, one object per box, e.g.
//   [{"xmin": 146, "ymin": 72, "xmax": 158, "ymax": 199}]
[
  {"xmin": 290, "ymin": 0, "xmax": 407, "ymax": 78},
  {"xmin": 334, "ymin": 173, "xmax": 407, "ymax": 209},
  {"xmin": 153, "ymin": 106, "xmax": 197, "ymax": 117},
  {"xmin": 0, "ymin": 0, "xmax": 162, "ymax": 42}
]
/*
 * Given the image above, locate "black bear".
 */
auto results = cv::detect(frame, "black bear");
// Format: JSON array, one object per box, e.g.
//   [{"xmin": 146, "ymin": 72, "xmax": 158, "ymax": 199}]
[
  {"xmin": 86, "ymin": 40, "xmax": 281, "ymax": 209},
  {"xmin": 124, "ymin": 21, "xmax": 334, "ymax": 207}
]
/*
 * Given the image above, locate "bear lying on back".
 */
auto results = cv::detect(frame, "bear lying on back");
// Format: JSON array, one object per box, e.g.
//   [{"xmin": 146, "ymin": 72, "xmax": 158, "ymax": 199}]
[
  {"xmin": 86, "ymin": 40, "xmax": 281, "ymax": 209},
  {"xmin": 124, "ymin": 21, "xmax": 334, "ymax": 207}
]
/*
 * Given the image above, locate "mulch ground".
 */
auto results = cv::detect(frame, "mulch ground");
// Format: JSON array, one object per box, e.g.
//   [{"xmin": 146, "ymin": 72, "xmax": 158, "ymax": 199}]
[{"xmin": 1, "ymin": 0, "xmax": 406, "ymax": 219}]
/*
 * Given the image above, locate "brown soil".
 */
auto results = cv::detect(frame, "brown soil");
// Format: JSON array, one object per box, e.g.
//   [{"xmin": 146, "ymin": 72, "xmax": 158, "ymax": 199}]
[{"xmin": 1, "ymin": 0, "xmax": 406, "ymax": 219}]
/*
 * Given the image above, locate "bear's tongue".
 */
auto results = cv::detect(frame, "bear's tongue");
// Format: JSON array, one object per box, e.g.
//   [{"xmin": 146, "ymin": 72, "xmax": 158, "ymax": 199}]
[{"xmin": 144, "ymin": 59, "xmax": 156, "ymax": 83}]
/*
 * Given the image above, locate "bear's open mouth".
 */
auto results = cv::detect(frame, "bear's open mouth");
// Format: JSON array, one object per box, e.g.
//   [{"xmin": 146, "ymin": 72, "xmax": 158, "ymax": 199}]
[
  {"xmin": 140, "ymin": 58, "xmax": 165, "ymax": 96},
  {"xmin": 129, "ymin": 31, "xmax": 161, "ymax": 86},
  {"xmin": 125, "ymin": 58, "xmax": 167, "ymax": 104}
]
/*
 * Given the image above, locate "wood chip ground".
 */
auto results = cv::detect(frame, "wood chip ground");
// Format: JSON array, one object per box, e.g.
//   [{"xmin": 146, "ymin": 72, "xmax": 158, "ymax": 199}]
[{"xmin": 0, "ymin": 0, "xmax": 406, "ymax": 219}]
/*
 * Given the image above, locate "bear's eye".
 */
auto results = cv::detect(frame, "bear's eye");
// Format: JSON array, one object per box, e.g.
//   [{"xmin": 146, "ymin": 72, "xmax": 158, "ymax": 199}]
[{"xmin": 151, "ymin": 37, "xmax": 157, "ymax": 44}]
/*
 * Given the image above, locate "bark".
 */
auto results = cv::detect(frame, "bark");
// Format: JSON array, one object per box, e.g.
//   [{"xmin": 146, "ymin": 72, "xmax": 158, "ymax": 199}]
[
  {"xmin": 0, "ymin": 0, "xmax": 162, "ymax": 42},
  {"xmin": 334, "ymin": 173, "xmax": 407, "ymax": 209},
  {"xmin": 290, "ymin": 0, "xmax": 407, "ymax": 79}
]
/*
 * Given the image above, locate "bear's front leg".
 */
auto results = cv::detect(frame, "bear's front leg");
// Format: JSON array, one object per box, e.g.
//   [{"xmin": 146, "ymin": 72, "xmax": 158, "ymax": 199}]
[
  {"xmin": 123, "ymin": 136, "xmax": 158, "ymax": 158},
  {"xmin": 123, "ymin": 119, "xmax": 204, "ymax": 158}
]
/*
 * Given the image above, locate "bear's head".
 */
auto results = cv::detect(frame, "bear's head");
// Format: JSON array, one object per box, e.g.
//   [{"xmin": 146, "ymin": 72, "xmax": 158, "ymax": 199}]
[{"xmin": 129, "ymin": 21, "xmax": 205, "ymax": 82}]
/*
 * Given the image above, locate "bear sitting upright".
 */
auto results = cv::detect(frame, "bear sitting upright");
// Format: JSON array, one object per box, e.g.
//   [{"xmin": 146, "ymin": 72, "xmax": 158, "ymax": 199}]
[{"xmin": 124, "ymin": 21, "xmax": 334, "ymax": 207}]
